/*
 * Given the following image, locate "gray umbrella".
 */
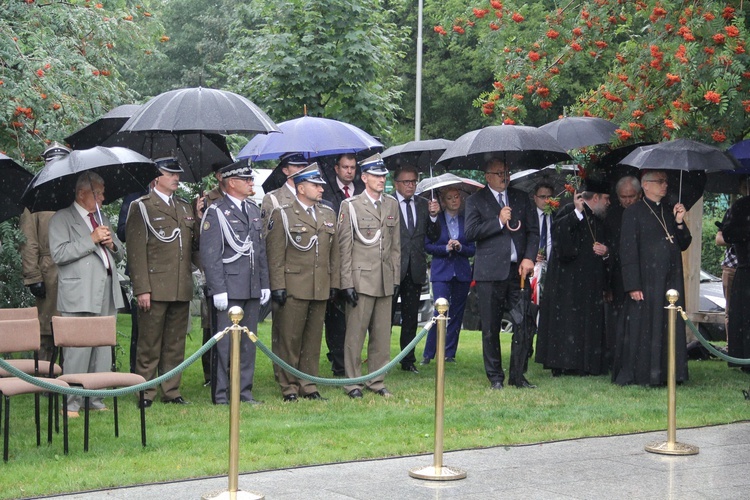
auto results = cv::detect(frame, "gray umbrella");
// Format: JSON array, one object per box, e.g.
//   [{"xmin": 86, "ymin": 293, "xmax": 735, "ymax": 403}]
[
  {"xmin": 437, "ymin": 125, "xmax": 571, "ymax": 171},
  {"xmin": 119, "ymin": 87, "xmax": 280, "ymax": 135},
  {"xmin": 64, "ymin": 104, "xmax": 142, "ymax": 150},
  {"xmin": 415, "ymin": 173, "xmax": 483, "ymax": 197},
  {"xmin": 0, "ymin": 153, "xmax": 34, "ymax": 222},
  {"xmin": 619, "ymin": 139, "xmax": 740, "ymax": 173},
  {"xmin": 539, "ymin": 116, "xmax": 618, "ymax": 150},
  {"xmin": 382, "ymin": 139, "xmax": 454, "ymax": 173},
  {"xmin": 21, "ymin": 147, "xmax": 159, "ymax": 213}
]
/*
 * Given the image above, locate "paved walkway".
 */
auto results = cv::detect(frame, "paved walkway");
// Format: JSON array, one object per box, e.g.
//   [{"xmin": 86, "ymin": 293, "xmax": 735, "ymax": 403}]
[{"xmin": 42, "ymin": 422, "xmax": 750, "ymax": 499}]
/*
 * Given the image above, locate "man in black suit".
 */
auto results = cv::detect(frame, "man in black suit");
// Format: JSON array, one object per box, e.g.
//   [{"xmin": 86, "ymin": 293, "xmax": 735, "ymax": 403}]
[
  {"xmin": 321, "ymin": 153, "xmax": 364, "ymax": 375},
  {"xmin": 391, "ymin": 165, "xmax": 440, "ymax": 373},
  {"xmin": 464, "ymin": 158, "xmax": 539, "ymax": 389}
]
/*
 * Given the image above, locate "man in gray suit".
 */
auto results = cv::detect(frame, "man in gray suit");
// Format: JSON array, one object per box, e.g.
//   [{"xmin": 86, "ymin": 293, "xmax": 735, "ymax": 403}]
[
  {"xmin": 200, "ymin": 161, "xmax": 271, "ymax": 405},
  {"xmin": 49, "ymin": 172, "xmax": 125, "ymax": 417}
]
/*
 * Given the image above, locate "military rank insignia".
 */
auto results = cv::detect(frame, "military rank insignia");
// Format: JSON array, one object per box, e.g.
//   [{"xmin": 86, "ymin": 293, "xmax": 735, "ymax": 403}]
[
  {"xmin": 203, "ymin": 221, "xmax": 210, "ymax": 231},
  {"xmin": 267, "ymin": 219, "xmax": 274, "ymax": 231}
]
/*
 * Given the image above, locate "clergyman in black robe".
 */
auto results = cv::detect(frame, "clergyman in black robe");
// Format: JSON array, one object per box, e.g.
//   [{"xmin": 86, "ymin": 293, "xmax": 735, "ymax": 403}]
[
  {"xmin": 535, "ymin": 181, "xmax": 611, "ymax": 376},
  {"xmin": 613, "ymin": 169, "xmax": 691, "ymax": 386},
  {"xmin": 722, "ymin": 193, "xmax": 750, "ymax": 372}
]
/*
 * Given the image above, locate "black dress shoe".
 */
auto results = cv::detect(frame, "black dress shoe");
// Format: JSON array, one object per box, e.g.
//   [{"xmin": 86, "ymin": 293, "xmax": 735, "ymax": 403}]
[
  {"xmin": 444, "ymin": 357, "xmax": 456, "ymax": 363},
  {"xmin": 283, "ymin": 394, "xmax": 298, "ymax": 402},
  {"xmin": 374, "ymin": 388, "xmax": 393, "ymax": 398},
  {"xmin": 402, "ymin": 364, "xmax": 419, "ymax": 374},
  {"xmin": 138, "ymin": 399, "xmax": 153, "ymax": 409},
  {"xmin": 510, "ymin": 378, "xmax": 537, "ymax": 389},
  {"xmin": 347, "ymin": 389, "xmax": 363, "ymax": 399},
  {"xmin": 164, "ymin": 396, "xmax": 190, "ymax": 405},
  {"xmin": 490, "ymin": 381, "xmax": 504, "ymax": 390},
  {"xmin": 303, "ymin": 392, "xmax": 327, "ymax": 401},
  {"xmin": 420, "ymin": 358, "xmax": 431, "ymax": 366}
]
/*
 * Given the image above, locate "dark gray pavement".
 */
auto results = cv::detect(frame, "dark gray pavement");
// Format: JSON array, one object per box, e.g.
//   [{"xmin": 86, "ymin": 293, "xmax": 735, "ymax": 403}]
[{"xmin": 44, "ymin": 422, "xmax": 750, "ymax": 499}]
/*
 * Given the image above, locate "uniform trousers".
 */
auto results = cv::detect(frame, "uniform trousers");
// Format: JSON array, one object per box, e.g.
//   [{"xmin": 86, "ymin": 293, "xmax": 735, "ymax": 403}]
[
  {"xmin": 343, "ymin": 294, "xmax": 392, "ymax": 393},
  {"xmin": 272, "ymin": 297, "xmax": 326, "ymax": 397},
  {"xmin": 60, "ymin": 274, "xmax": 115, "ymax": 412},
  {"xmin": 423, "ymin": 278, "xmax": 471, "ymax": 360},
  {"xmin": 476, "ymin": 267, "xmax": 522, "ymax": 384},
  {"xmin": 212, "ymin": 298, "xmax": 259, "ymax": 404},
  {"xmin": 135, "ymin": 300, "xmax": 189, "ymax": 401},
  {"xmin": 393, "ymin": 268, "xmax": 422, "ymax": 368}
]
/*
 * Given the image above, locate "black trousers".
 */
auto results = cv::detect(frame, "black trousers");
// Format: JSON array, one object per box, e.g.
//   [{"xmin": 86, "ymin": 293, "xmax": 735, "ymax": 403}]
[
  {"xmin": 324, "ymin": 295, "xmax": 346, "ymax": 375},
  {"xmin": 393, "ymin": 268, "xmax": 422, "ymax": 368},
  {"xmin": 476, "ymin": 267, "xmax": 525, "ymax": 384}
]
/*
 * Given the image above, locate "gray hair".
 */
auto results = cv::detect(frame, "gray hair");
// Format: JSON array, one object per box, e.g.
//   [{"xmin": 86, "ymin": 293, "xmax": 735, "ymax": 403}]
[
  {"xmin": 75, "ymin": 171, "xmax": 105, "ymax": 193},
  {"xmin": 640, "ymin": 170, "xmax": 665, "ymax": 183},
  {"xmin": 615, "ymin": 175, "xmax": 641, "ymax": 194}
]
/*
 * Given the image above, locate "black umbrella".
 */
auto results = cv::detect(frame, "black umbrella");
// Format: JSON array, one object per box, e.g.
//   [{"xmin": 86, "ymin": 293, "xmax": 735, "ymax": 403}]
[
  {"xmin": 539, "ymin": 116, "xmax": 618, "ymax": 150},
  {"xmin": 64, "ymin": 104, "xmax": 141, "ymax": 150},
  {"xmin": 102, "ymin": 131, "xmax": 233, "ymax": 183},
  {"xmin": 437, "ymin": 125, "xmax": 571, "ymax": 171},
  {"xmin": 21, "ymin": 147, "xmax": 159, "ymax": 213},
  {"xmin": 508, "ymin": 277, "xmax": 535, "ymax": 380},
  {"xmin": 119, "ymin": 87, "xmax": 280, "ymax": 135},
  {"xmin": 381, "ymin": 139, "xmax": 453, "ymax": 173},
  {"xmin": 706, "ymin": 169, "xmax": 750, "ymax": 195},
  {"xmin": 619, "ymin": 139, "xmax": 738, "ymax": 210},
  {"xmin": 509, "ymin": 165, "xmax": 578, "ymax": 196},
  {"xmin": 0, "ymin": 153, "xmax": 34, "ymax": 223}
]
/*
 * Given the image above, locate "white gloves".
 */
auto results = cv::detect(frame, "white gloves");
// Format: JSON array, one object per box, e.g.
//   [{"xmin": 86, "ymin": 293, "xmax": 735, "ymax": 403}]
[
  {"xmin": 260, "ymin": 288, "xmax": 271, "ymax": 306},
  {"xmin": 213, "ymin": 292, "xmax": 228, "ymax": 311}
]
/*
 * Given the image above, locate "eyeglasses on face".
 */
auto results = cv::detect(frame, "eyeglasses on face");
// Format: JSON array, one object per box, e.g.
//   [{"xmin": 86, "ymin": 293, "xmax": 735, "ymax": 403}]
[
  {"xmin": 535, "ymin": 194, "xmax": 552, "ymax": 200},
  {"xmin": 396, "ymin": 179, "xmax": 418, "ymax": 186}
]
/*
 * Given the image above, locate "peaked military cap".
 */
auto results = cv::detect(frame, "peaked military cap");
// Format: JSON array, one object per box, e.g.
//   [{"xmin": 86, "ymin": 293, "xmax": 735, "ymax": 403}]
[
  {"xmin": 220, "ymin": 158, "xmax": 254, "ymax": 179},
  {"xmin": 42, "ymin": 142, "xmax": 71, "ymax": 163},
  {"xmin": 358, "ymin": 153, "xmax": 388, "ymax": 176},
  {"xmin": 289, "ymin": 162, "xmax": 326, "ymax": 185},
  {"xmin": 279, "ymin": 152, "xmax": 308, "ymax": 166},
  {"xmin": 154, "ymin": 156, "xmax": 184, "ymax": 173}
]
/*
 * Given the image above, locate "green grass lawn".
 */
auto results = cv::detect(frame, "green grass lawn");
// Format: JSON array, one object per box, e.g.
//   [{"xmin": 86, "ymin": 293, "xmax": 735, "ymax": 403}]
[{"xmin": 1, "ymin": 314, "xmax": 748, "ymax": 498}]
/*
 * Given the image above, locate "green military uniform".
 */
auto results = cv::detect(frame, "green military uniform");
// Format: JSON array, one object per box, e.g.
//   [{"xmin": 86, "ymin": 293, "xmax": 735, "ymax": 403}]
[
  {"xmin": 338, "ymin": 190, "xmax": 401, "ymax": 394},
  {"xmin": 260, "ymin": 183, "xmax": 296, "ymax": 237},
  {"xmin": 126, "ymin": 191, "xmax": 200, "ymax": 402},
  {"xmin": 266, "ymin": 196, "xmax": 340, "ymax": 398}
]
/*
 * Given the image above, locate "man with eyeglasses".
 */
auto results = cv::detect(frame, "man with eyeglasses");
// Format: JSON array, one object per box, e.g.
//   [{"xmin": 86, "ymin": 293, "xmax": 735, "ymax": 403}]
[
  {"xmin": 391, "ymin": 165, "xmax": 440, "ymax": 374},
  {"xmin": 201, "ymin": 160, "xmax": 271, "ymax": 404},
  {"xmin": 613, "ymin": 170, "xmax": 691, "ymax": 386},
  {"xmin": 465, "ymin": 158, "xmax": 539, "ymax": 389},
  {"xmin": 533, "ymin": 182, "xmax": 555, "ymax": 263}
]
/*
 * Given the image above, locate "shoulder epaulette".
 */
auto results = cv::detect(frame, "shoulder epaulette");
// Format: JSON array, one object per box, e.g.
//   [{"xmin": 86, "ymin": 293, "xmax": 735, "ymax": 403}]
[
  {"xmin": 384, "ymin": 193, "xmax": 398, "ymax": 201},
  {"xmin": 175, "ymin": 196, "xmax": 189, "ymax": 204},
  {"xmin": 318, "ymin": 204, "xmax": 334, "ymax": 212}
]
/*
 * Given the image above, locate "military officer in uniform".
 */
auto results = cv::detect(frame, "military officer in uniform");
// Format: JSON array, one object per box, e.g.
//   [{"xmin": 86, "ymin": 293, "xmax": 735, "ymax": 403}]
[
  {"xmin": 260, "ymin": 152, "xmax": 308, "ymax": 236},
  {"xmin": 338, "ymin": 154, "xmax": 401, "ymax": 399},
  {"xmin": 266, "ymin": 163, "xmax": 340, "ymax": 402},
  {"xmin": 19, "ymin": 142, "xmax": 69, "ymax": 360},
  {"xmin": 201, "ymin": 160, "xmax": 271, "ymax": 405},
  {"xmin": 126, "ymin": 157, "xmax": 200, "ymax": 407}
]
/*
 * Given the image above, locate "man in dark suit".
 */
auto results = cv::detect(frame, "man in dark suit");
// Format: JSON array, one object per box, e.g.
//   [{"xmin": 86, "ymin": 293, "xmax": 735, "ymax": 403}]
[
  {"xmin": 200, "ymin": 161, "xmax": 271, "ymax": 404},
  {"xmin": 464, "ymin": 158, "xmax": 539, "ymax": 389},
  {"xmin": 320, "ymin": 153, "xmax": 364, "ymax": 375},
  {"xmin": 391, "ymin": 165, "xmax": 440, "ymax": 373}
]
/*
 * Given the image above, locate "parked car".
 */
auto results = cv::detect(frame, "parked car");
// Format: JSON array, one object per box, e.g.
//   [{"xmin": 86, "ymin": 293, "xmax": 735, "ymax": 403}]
[{"xmin": 698, "ymin": 269, "xmax": 726, "ymax": 341}]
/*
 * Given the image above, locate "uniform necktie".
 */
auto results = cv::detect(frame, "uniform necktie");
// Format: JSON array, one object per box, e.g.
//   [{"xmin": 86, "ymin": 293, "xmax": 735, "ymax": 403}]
[
  {"xmin": 498, "ymin": 192, "xmax": 505, "ymax": 208},
  {"xmin": 88, "ymin": 212, "xmax": 111, "ymax": 273},
  {"xmin": 374, "ymin": 200, "xmax": 381, "ymax": 216},
  {"xmin": 404, "ymin": 198, "xmax": 414, "ymax": 233},
  {"xmin": 307, "ymin": 207, "xmax": 316, "ymax": 222},
  {"xmin": 241, "ymin": 202, "xmax": 247, "ymax": 218},
  {"xmin": 540, "ymin": 214, "xmax": 548, "ymax": 252},
  {"xmin": 343, "ymin": 185, "xmax": 350, "ymax": 198}
]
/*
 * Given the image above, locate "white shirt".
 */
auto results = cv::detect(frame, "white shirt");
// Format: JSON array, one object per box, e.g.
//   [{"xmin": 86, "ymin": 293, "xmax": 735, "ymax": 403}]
[
  {"xmin": 73, "ymin": 201, "xmax": 110, "ymax": 270},
  {"xmin": 395, "ymin": 192, "xmax": 416, "ymax": 227},
  {"xmin": 487, "ymin": 186, "xmax": 517, "ymax": 262},
  {"xmin": 537, "ymin": 207, "xmax": 552, "ymax": 259}
]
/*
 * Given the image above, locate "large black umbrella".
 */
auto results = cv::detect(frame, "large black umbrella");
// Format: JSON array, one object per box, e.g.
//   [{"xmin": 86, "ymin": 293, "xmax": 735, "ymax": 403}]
[
  {"xmin": 21, "ymin": 147, "xmax": 159, "ymax": 213},
  {"xmin": 119, "ymin": 87, "xmax": 280, "ymax": 135},
  {"xmin": 64, "ymin": 104, "xmax": 141, "ymax": 150},
  {"xmin": 508, "ymin": 277, "xmax": 536, "ymax": 381},
  {"xmin": 619, "ymin": 139, "xmax": 739, "ymax": 210},
  {"xmin": 509, "ymin": 165, "xmax": 578, "ymax": 196},
  {"xmin": 0, "ymin": 153, "xmax": 34, "ymax": 222},
  {"xmin": 437, "ymin": 125, "xmax": 571, "ymax": 171},
  {"xmin": 381, "ymin": 139, "xmax": 453, "ymax": 173},
  {"xmin": 101, "ymin": 131, "xmax": 233, "ymax": 183},
  {"xmin": 539, "ymin": 116, "xmax": 618, "ymax": 150}
]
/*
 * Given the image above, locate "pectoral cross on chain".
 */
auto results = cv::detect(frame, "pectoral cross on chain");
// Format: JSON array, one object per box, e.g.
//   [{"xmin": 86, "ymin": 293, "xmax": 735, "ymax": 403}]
[{"xmin": 666, "ymin": 233, "xmax": 674, "ymax": 244}]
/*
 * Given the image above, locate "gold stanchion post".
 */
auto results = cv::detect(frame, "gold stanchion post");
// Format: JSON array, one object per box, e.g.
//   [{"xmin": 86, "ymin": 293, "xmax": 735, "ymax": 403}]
[
  {"xmin": 409, "ymin": 298, "xmax": 467, "ymax": 481},
  {"xmin": 203, "ymin": 307, "xmax": 265, "ymax": 500},
  {"xmin": 645, "ymin": 290, "xmax": 699, "ymax": 456}
]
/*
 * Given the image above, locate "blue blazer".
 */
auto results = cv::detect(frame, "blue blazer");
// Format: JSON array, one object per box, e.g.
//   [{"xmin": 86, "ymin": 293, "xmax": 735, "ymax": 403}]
[{"xmin": 425, "ymin": 212, "xmax": 475, "ymax": 283}]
